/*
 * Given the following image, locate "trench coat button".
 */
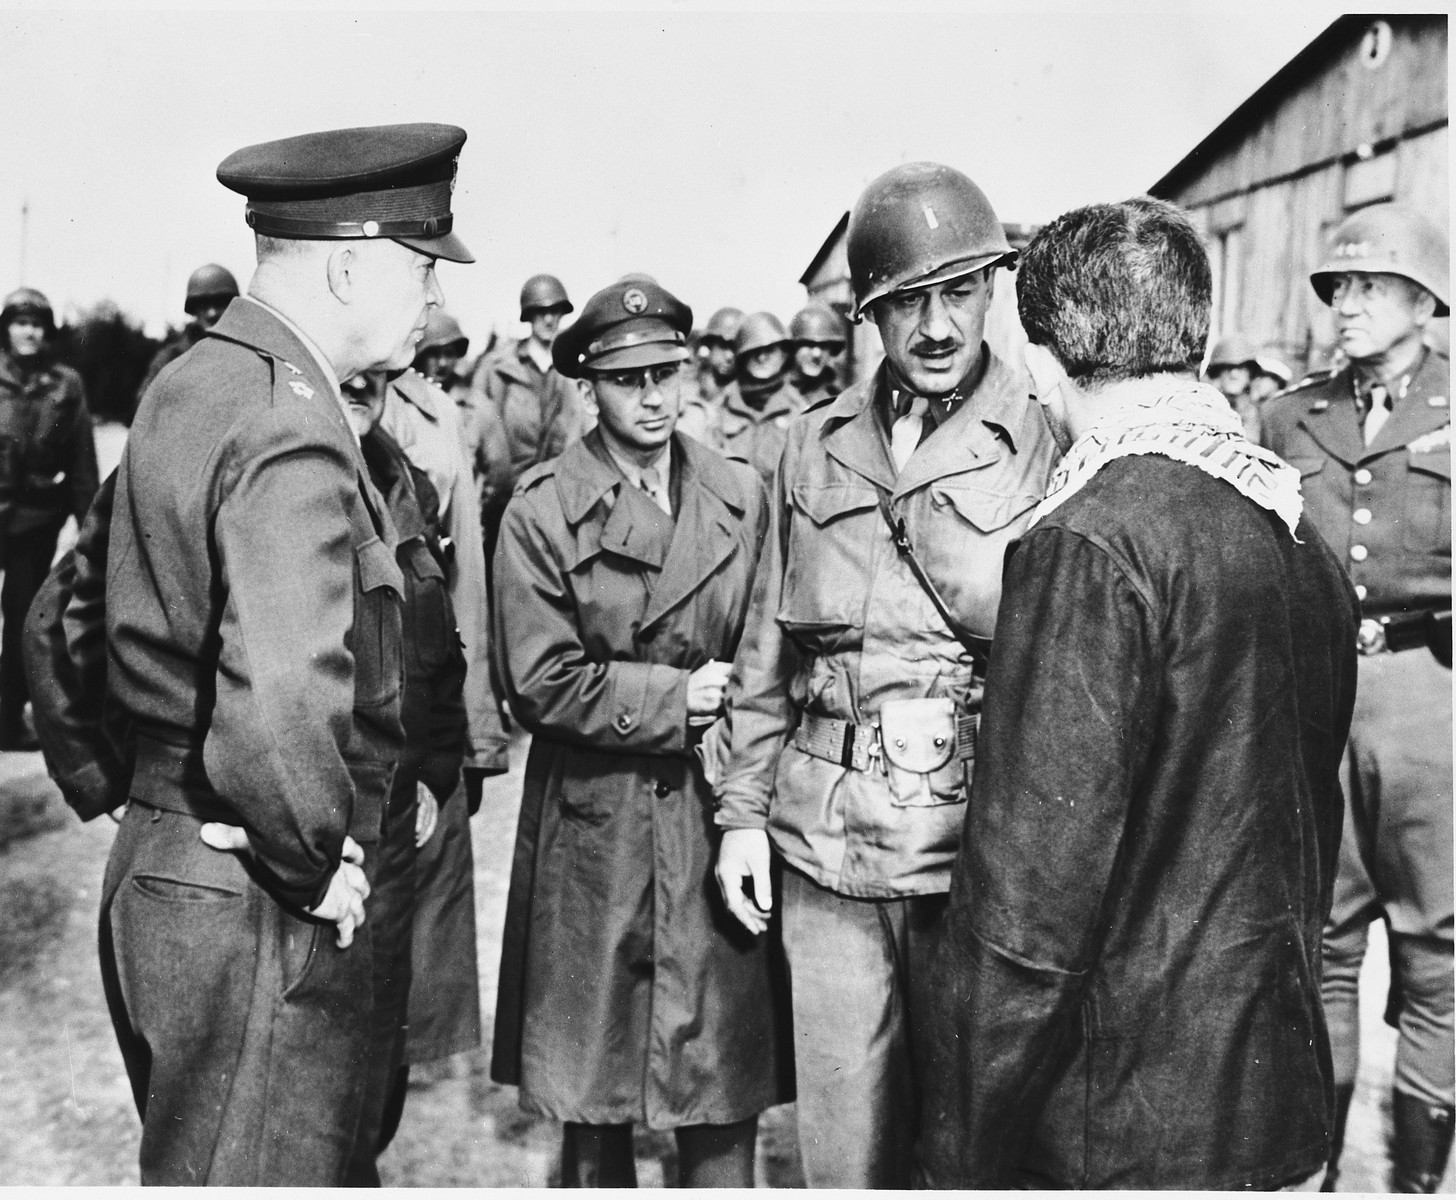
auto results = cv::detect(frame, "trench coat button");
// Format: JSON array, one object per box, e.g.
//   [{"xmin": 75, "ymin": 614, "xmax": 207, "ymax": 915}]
[
  {"xmin": 1352, "ymin": 508, "xmax": 1372, "ymax": 525},
  {"xmin": 1355, "ymin": 584, "xmax": 1368, "ymax": 600},
  {"xmin": 1349, "ymin": 544, "xmax": 1368, "ymax": 562},
  {"xmin": 1354, "ymin": 468, "xmax": 1373, "ymax": 485},
  {"xmin": 614, "ymin": 712, "xmax": 633, "ymax": 733},
  {"xmin": 654, "ymin": 780, "xmax": 672, "ymax": 798},
  {"xmin": 894, "ymin": 737, "xmax": 906, "ymax": 749}
]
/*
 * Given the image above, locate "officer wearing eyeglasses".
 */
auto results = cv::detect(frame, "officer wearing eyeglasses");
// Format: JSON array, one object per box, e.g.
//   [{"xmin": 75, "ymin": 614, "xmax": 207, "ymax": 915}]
[{"xmin": 488, "ymin": 276, "xmax": 790, "ymax": 1187}]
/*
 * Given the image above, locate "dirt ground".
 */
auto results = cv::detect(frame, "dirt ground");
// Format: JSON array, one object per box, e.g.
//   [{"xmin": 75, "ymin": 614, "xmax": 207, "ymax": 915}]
[{"xmin": 0, "ymin": 733, "xmax": 1447, "ymax": 1189}]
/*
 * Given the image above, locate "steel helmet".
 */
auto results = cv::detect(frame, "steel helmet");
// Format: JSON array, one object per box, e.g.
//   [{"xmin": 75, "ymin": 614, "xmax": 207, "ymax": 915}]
[
  {"xmin": 702, "ymin": 306, "xmax": 745, "ymax": 345},
  {"xmin": 1310, "ymin": 203, "xmax": 1449, "ymax": 317},
  {"xmin": 734, "ymin": 312, "xmax": 792, "ymax": 360},
  {"xmin": 519, "ymin": 273, "xmax": 573, "ymax": 319},
  {"xmin": 1206, "ymin": 333, "xmax": 1260, "ymax": 373},
  {"xmin": 183, "ymin": 263, "xmax": 240, "ymax": 315},
  {"xmin": 418, "ymin": 309, "xmax": 469, "ymax": 357},
  {"xmin": 1, "ymin": 287, "xmax": 54, "ymax": 334},
  {"xmin": 1253, "ymin": 350, "xmax": 1292, "ymax": 385},
  {"xmin": 847, "ymin": 162, "xmax": 1014, "ymax": 320},
  {"xmin": 789, "ymin": 303, "xmax": 847, "ymax": 347}
]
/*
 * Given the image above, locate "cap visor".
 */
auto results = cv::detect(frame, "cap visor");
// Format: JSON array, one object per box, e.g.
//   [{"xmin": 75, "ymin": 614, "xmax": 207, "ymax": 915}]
[
  {"xmin": 393, "ymin": 231, "xmax": 474, "ymax": 264},
  {"xmin": 587, "ymin": 343, "xmax": 691, "ymax": 372}
]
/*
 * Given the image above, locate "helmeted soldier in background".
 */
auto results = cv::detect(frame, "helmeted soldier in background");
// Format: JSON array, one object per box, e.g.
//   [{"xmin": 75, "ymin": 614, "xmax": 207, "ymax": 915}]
[
  {"xmin": 136, "ymin": 263, "xmax": 240, "ymax": 399},
  {"xmin": 1260, "ymin": 201, "xmax": 1453, "ymax": 1193},
  {"xmin": 714, "ymin": 162, "xmax": 1057, "ymax": 1187},
  {"xmin": 679, "ymin": 305, "xmax": 743, "ymax": 441},
  {"xmin": 1204, "ymin": 331, "xmax": 1263, "ymax": 441},
  {"xmin": 705, "ymin": 311, "xmax": 806, "ymax": 486},
  {"xmin": 789, "ymin": 303, "xmax": 848, "ymax": 405},
  {"xmin": 473, "ymin": 273, "xmax": 587, "ymax": 564},
  {"xmin": 0, "ymin": 286, "xmax": 98, "ymax": 749},
  {"xmin": 413, "ymin": 310, "xmax": 511, "ymax": 525},
  {"xmin": 1250, "ymin": 348, "xmax": 1293, "ymax": 404}
]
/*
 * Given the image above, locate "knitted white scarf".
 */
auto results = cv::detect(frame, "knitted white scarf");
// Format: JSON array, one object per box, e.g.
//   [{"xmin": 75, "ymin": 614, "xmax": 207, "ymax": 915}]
[{"xmin": 1032, "ymin": 376, "xmax": 1304, "ymax": 537}]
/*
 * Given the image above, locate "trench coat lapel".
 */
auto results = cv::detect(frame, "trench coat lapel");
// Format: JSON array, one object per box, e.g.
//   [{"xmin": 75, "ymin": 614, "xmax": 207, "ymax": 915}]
[
  {"xmin": 821, "ymin": 376, "xmax": 897, "ymax": 492},
  {"xmin": 557, "ymin": 430, "xmax": 669, "ymax": 571},
  {"xmin": 639, "ymin": 436, "xmax": 741, "ymax": 632}
]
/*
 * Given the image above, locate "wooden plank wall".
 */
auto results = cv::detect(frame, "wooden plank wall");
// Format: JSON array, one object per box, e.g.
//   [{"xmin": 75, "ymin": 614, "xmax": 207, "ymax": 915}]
[{"xmin": 1172, "ymin": 18, "xmax": 1448, "ymax": 371}]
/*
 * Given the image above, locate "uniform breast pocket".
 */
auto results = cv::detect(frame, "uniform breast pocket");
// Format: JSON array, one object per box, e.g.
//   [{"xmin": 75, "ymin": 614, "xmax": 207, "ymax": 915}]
[
  {"xmin": 778, "ymin": 483, "xmax": 880, "ymax": 629},
  {"xmin": 1404, "ymin": 451, "xmax": 1451, "ymax": 555},
  {"xmin": 919, "ymin": 481, "xmax": 1039, "ymax": 620},
  {"xmin": 352, "ymin": 535, "xmax": 405, "ymax": 709}
]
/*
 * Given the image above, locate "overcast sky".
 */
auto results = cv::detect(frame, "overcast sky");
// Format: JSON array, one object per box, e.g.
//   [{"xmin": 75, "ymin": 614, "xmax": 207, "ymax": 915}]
[{"xmin": 0, "ymin": 3, "xmax": 1344, "ymax": 343}]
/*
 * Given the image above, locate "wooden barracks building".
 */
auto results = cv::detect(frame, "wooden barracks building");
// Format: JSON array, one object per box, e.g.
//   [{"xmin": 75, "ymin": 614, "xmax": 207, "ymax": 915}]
[{"xmin": 1150, "ymin": 14, "xmax": 1448, "ymax": 373}]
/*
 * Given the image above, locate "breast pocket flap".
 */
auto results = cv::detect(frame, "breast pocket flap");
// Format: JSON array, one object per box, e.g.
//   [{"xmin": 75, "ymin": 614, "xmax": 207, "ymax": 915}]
[
  {"xmin": 792, "ymin": 483, "xmax": 880, "ymax": 526},
  {"xmin": 931, "ymin": 483, "xmax": 1038, "ymax": 533},
  {"xmin": 355, "ymin": 536, "xmax": 404, "ymax": 599}
]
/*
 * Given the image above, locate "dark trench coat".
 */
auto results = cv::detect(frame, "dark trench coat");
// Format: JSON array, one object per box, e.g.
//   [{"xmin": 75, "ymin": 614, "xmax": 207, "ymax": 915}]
[{"xmin": 489, "ymin": 429, "xmax": 792, "ymax": 1128}]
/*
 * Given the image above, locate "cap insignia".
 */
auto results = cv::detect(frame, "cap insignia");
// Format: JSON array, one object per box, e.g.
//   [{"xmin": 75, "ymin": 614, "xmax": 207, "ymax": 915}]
[
  {"xmin": 362, "ymin": 220, "xmax": 380, "ymax": 238},
  {"xmin": 922, "ymin": 205, "xmax": 939, "ymax": 230},
  {"xmin": 622, "ymin": 288, "xmax": 648, "ymax": 315},
  {"xmin": 1333, "ymin": 241, "xmax": 1371, "ymax": 259}
]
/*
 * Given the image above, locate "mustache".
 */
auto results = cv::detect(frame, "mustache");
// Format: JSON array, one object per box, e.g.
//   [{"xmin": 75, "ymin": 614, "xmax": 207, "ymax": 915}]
[{"xmin": 910, "ymin": 337, "xmax": 961, "ymax": 356}]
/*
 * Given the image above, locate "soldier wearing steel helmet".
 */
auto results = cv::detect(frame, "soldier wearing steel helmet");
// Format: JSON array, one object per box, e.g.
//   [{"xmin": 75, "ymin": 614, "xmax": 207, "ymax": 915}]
[
  {"xmin": 713, "ymin": 162, "xmax": 1058, "ymax": 1187},
  {"xmin": 1203, "ymin": 330, "xmax": 1263, "ymax": 441},
  {"xmin": 0, "ymin": 286, "xmax": 98, "ymax": 749},
  {"xmin": 1259, "ymin": 201, "xmax": 1453, "ymax": 1193},
  {"xmin": 136, "ymin": 263, "xmax": 241, "ymax": 400},
  {"xmin": 679, "ymin": 305, "xmax": 744, "ymax": 442},
  {"xmin": 704, "ymin": 311, "xmax": 807, "ymax": 485},
  {"xmin": 789, "ymin": 302, "xmax": 848, "ymax": 405}
]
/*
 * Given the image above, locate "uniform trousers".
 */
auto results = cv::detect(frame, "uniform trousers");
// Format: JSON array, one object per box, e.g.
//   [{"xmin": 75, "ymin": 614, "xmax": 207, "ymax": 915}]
[
  {"xmin": 1, "ymin": 520, "xmax": 61, "ymax": 729},
  {"xmin": 1322, "ymin": 649, "xmax": 1454, "ymax": 1109},
  {"xmin": 778, "ymin": 865, "xmax": 947, "ymax": 1188},
  {"xmin": 101, "ymin": 803, "xmax": 377, "ymax": 1184}
]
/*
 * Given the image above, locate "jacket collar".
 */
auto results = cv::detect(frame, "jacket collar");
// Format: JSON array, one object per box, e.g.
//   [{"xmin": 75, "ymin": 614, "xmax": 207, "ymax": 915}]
[
  {"xmin": 819, "ymin": 347, "xmax": 1028, "ymax": 496},
  {"xmin": 493, "ymin": 344, "xmax": 544, "ymax": 388},
  {"xmin": 1298, "ymin": 353, "xmax": 1451, "ymax": 465},
  {"xmin": 724, "ymin": 379, "xmax": 798, "ymax": 422},
  {"xmin": 204, "ymin": 297, "xmax": 366, "ymax": 473},
  {"xmin": 555, "ymin": 428, "xmax": 750, "ymax": 630},
  {"xmin": 0, "ymin": 349, "xmax": 56, "ymax": 391}
]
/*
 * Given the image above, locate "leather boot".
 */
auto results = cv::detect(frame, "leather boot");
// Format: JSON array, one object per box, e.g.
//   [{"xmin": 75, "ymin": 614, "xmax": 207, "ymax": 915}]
[
  {"xmin": 1391, "ymin": 1091, "xmax": 1454, "ymax": 1193},
  {"xmin": 1322, "ymin": 1082, "xmax": 1355, "ymax": 1191}
]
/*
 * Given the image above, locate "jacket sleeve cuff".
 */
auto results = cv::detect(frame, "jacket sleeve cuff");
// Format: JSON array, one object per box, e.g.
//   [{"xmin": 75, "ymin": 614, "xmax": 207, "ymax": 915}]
[{"xmin": 713, "ymin": 788, "xmax": 770, "ymax": 830}]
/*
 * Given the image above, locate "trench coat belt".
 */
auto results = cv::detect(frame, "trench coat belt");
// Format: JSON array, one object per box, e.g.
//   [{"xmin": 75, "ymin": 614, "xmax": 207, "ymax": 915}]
[
  {"xmin": 793, "ymin": 710, "xmax": 977, "ymax": 773},
  {"xmin": 1358, "ymin": 609, "xmax": 1451, "ymax": 656},
  {"xmin": 128, "ymin": 732, "xmax": 386, "ymax": 842}
]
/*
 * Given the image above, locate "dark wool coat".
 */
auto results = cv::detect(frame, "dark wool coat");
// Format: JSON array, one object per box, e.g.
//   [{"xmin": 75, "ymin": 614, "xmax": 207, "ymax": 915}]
[
  {"xmin": 919, "ymin": 453, "xmax": 1361, "ymax": 1189},
  {"xmin": 489, "ymin": 429, "xmax": 792, "ymax": 1128}
]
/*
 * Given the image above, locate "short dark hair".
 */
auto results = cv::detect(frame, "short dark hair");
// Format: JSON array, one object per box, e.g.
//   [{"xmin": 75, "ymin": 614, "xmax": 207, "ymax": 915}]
[{"xmin": 1017, "ymin": 196, "xmax": 1211, "ymax": 388}]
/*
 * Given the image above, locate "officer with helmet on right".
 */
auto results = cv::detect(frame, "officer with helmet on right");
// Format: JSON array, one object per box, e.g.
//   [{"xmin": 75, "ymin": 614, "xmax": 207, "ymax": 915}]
[
  {"xmin": 714, "ymin": 162, "xmax": 1057, "ymax": 1187},
  {"xmin": 1260, "ymin": 201, "xmax": 1453, "ymax": 1193},
  {"xmin": 136, "ymin": 263, "xmax": 240, "ymax": 399}
]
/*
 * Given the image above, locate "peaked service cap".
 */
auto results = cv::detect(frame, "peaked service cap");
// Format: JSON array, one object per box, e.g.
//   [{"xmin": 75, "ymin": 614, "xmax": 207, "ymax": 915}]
[
  {"xmin": 553, "ymin": 278, "xmax": 693, "ymax": 378},
  {"xmin": 217, "ymin": 123, "xmax": 473, "ymax": 263}
]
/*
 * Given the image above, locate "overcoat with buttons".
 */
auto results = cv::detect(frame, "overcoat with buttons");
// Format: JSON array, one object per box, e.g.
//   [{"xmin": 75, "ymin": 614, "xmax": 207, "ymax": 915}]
[
  {"xmin": 489, "ymin": 427, "xmax": 792, "ymax": 1128},
  {"xmin": 716, "ymin": 351, "xmax": 1058, "ymax": 898}
]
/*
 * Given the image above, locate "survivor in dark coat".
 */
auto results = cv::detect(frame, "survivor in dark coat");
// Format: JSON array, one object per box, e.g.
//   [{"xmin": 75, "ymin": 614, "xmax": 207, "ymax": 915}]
[{"xmin": 920, "ymin": 453, "xmax": 1361, "ymax": 1189}]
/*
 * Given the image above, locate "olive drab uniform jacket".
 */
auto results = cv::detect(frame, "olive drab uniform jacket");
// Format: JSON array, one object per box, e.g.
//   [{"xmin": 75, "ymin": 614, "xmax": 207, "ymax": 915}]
[
  {"xmin": 716, "ymin": 351, "xmax": 1058, "ymax": 897},
  {"xmin": 478, "ymin": 340, "xmax": 590, "ymax": 485},
  {"xmin": 490, "ymin": 429, "xmax": 791, "ymax": 1128},
  {"xmin": 707, "ymin": 378, "xmax": 808, "ymax": 488},
  {"xmin": 105, "ymin": 298, "xmax": 406, "ymax": 911},
  {"xmin": 0, "ymin": 350, "xmax": 98, "ymax": 539},
  {"xmin": 1261, "ymin": 349, "xmax": 1450, "ymax": 620}
]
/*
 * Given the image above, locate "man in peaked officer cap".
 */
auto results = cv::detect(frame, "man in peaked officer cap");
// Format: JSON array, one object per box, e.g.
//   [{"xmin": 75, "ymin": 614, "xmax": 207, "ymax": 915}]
[
  {"xmin": 491, "ymin": 275, "xmax": 790, "ymax": 1186},
  {"xmin": 88, "ymin": 122, "xmax": 472, "ymax": 1185},
  {"xmin": 714, "ymin": 161, "xmax": 1058, "ymax": 1187},
  {"xmin": 1260, "ymin": 201, "xmax": 1453, "ymax": 1193}
]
